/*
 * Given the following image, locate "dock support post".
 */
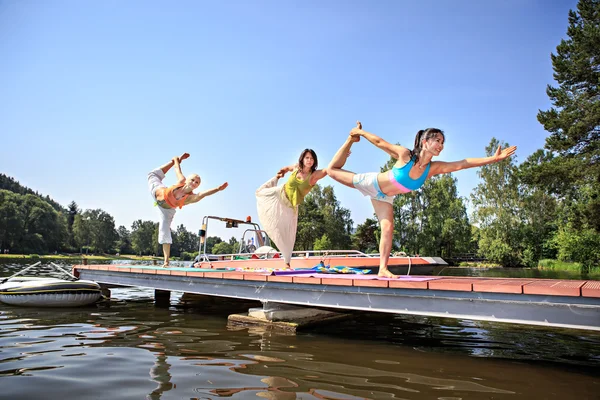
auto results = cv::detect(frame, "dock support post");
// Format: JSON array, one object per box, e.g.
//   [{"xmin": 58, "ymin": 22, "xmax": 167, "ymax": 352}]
[
  {"xmin": 100, "ymin": 285, "xmax": 111, "ymax": 299},
  {"xmin": 155, "ymin": 289, "xmax": 171, "ymax": 307}
]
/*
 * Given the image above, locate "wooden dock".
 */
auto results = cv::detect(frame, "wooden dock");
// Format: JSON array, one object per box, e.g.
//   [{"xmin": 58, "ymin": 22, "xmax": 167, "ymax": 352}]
[{"xmin": 73, "ymin": 264, "xmax": 600, "ymax": 332}]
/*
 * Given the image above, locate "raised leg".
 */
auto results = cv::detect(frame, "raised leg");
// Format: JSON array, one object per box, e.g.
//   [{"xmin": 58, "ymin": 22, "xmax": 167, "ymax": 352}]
[
  {"xmin": 158, "ymin": 153, "xmax": 190, "ymax": 175},
  {"xmin": 328, "ymin": 136, "xmax": 356, "ymax": 170},
  {"xmin": 326, "ymin": 136, "xmax": 359, "ymax": 188},
  {"xmin": 327, "ymin": 168, "xmax": 357, "ymax": 188}
]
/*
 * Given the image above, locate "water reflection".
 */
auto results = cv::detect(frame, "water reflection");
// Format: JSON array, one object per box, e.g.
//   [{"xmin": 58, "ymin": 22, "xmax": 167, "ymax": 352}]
[
  {"xmin": 4, "ymin": 300, "xmax": 599, "ymax": 399},
  {"xmin": 1, "ymin": 262, "xmax": 599, "ymax": 399}
]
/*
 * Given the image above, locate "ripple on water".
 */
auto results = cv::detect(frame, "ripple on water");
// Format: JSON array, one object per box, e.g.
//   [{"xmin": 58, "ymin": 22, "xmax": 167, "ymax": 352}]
[{"xmin": 0, "ymin": 262, "xmax": 599, "ymax": 399}]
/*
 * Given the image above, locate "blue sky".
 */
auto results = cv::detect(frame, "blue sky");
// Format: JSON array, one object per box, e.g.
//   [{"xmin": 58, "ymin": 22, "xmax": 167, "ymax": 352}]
[{"xmin": 0, "ymin": 0, "xmax": 575, "ymax": 241}]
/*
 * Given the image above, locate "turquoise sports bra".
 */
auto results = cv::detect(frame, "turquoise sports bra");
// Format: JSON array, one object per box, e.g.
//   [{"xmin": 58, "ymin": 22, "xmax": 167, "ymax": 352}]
[{"xmin": 388, "ymin": 157, "xmax": 430, "ymax": 193}]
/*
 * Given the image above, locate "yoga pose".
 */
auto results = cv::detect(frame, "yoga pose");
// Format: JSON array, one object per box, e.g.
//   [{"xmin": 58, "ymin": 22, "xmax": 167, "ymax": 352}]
[
  {"xmin": 256, "ymin": 149, "xmax": 327, "ymax": 267},
  {"xmin": 147, "ymin": 153, "xmax": 228, "ymax": 267},
  {"xmin": 327, "ymin": 122, "xmax": 517, "ymax": 278}
]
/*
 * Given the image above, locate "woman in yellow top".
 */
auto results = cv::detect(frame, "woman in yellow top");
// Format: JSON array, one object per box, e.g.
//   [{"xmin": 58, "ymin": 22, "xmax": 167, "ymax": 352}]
[{"xmin": 256, "ymin": 149, "xmax": 327, "ymax": 267}]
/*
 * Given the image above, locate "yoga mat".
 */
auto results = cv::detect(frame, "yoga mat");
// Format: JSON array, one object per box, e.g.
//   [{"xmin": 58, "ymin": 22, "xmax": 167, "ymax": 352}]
[{"xmin": 272, "ymin": 271, "xmax": 440, "ymax": 281}]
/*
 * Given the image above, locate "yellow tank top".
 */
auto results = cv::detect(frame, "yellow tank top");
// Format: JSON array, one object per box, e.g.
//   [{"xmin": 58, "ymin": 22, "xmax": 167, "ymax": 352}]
[{"xmin": 284, "ymin": 170, "xmax": 314, "ymax": 207}]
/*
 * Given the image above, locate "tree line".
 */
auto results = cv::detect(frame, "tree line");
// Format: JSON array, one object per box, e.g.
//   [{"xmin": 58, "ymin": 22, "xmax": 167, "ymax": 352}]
[{"xmin": 0, "ymin": 1, "xmax": 597, "ymax": 268}]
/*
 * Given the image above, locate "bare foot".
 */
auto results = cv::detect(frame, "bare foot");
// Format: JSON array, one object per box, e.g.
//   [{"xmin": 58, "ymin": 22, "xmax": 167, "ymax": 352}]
[
  {"xmin": 281, "ymin": 263, "xmax": 291, "ymax": 270},
  {"xmin": 161, "ymin": 263, "xmax": 170, "ymax": 268},
  {"xmin": 378, "ymin": 269, "xmax": 398, "ymax": 279},
  {"xmin": 350, "ymin": 120, "xmax": 362, "ymax": 142},
  {"xmin": 178, "ymin": 153, "xmax": 190, "ymax": 162}
]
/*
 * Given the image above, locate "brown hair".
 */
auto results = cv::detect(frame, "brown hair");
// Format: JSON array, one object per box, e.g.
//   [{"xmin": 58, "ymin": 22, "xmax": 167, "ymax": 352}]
[
  {"xmin": 298, "ymin": 149, "xmax": 318, "ymax": 172},
  {"xmin": 411, "ymin": 128, "xmax": 445, "ymax": 164}
]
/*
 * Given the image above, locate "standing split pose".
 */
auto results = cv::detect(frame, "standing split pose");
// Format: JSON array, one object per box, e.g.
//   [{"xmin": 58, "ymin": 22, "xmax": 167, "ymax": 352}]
[
  {"xmin": 256, "ymin": 149, "xmax": 327, "ymax": 267},
  {"xmin": 147, "ymin": 153, "xmax": 228, "ymax": 267},
  {"xmin": 326, "ymin": 122, "xmax": 517, "ymax": 278}
]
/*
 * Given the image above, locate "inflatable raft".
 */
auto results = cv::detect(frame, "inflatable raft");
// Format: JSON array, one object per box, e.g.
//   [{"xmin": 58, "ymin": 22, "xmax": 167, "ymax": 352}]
[{"xmin": 0, "ymin": 277, "xmax": 102, "ymax": 307}]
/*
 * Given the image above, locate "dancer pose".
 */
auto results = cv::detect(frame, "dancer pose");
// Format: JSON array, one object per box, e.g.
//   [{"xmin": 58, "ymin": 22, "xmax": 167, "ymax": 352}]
[
  {"xmin": 256, "ymin": 149, "xmax": 327, "ymax": 267},
  {"xmin": 147, "ymin": 153, "xmax": 228, "ymax": 267},
  {"xmin": 327, "ymin": 122, "xmax": 516, "ymax": 278}
]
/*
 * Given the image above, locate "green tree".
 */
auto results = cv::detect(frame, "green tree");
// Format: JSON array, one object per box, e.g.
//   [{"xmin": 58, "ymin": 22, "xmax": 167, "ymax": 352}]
[
  {"xmin": 131, "ymin": 220, "xmax": 157, "ymax": 255},
  {"xmin": 471, "ymin": 138, "xmax": 523, "ymax": 266},
  {"xmin": 554, "ymin": 224, "xmax": 600, "ymax": 270},
  {"xmin": 419, "ymin": 175, "xmax": 472, "ymax": 258},
  {"xmin": 229, "ymin": 236, "xmax": 242, "ymax": 253},
  {"xmin": 0, "ymin": 190, "xmax": 25, "ymax": 252},
  {"xmin": 73, "ymin": 214, "xmax": 92, "ymax": 253},
  {"xmin": 87, "ymin": 209, "xmax": 118, "ymax": 253},
  {"xmin": 296, "ymin": 189, "xmax": 325, "ymax": 250},
  {"xmin": 518, "ymin": 151, "xmax": 559, "ymax": 264},
  {"xmin": 116, "ymin": 225, "xmax": 133, "ymax": 254},
  {"xmin": 533, "ymin": 0, "xmax": 600, "ymax": 231},
  {"xmin": 19, "ymin": 194, "xmax": 64, "ymax": 253},
  {"xmin": 174, "ymin": 224, "xmax": 199, "ymax": 254},
  {"xmin": 352, "ymin": 217, "xmax": 379, "ymax": 253},
  {"xmin": 212, "ymin": 241, "xmax": 233, "ymax": 254},
  {"xmin": 0, "ymin": 173, "xmax": 65, "ymax": 212},
  {"xmin": 296, "ymin": 185, "xmax": 353, "ymax": 251},
  {"xmin": 74, "ymin": 209, "xmax": 118, "ymax": 253},
  {"xmin": 313, "ymin": 234, "xmax": 332, "ymax": 251},
  {"xmin": 203, "ymin": 236, "xmax": 222, "ymax": 254},
  {"xmin": 66, "ymin": 201, "xmax": 79, "ymax": 249}
]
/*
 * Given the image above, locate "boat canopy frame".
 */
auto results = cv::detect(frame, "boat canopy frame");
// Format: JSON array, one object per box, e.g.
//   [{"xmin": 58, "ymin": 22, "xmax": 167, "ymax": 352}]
[{"xmin": 197, "ymin": 215, "xmax": 272, "ymax": 262}]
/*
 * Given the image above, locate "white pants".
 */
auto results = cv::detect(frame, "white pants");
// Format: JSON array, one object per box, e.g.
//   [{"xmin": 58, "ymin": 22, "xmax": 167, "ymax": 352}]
[
  {"xmin": 148, "ymin": 168, "xmax": 176, "ymax": 244},
  {"xmin": 256, "ymin": 176, "xmax": 298, "ymax": 264}
]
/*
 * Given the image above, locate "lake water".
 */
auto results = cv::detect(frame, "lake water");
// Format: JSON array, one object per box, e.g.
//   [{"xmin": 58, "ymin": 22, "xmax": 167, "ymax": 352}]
[{"xmin": 1, "ymin": 261, "xmax": 599, "ymax": 399}]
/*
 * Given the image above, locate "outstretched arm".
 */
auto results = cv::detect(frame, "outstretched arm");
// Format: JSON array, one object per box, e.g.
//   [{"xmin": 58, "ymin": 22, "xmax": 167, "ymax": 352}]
[
  {"xmin": 276, "ymin": 164, "xmax": 298, "ymax": 179},
  {"xmin": 309, "ymin": 169, "xmax": 328, "ymax": 186},
  {"xmin": 350, "ymin": 122, "xmax": 409, "ymax": 160},
  {"xmin": 185, "ymin": 182, "xmax": 228, "ymax": 205},
  {"xmin": 429, "ymin": 145, "xmax": 517, "ymax": 177}
]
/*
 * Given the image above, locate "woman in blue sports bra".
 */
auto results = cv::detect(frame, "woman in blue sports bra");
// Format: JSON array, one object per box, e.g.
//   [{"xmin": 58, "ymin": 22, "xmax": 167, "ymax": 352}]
[{"xmin": 326, "ymin": 122, "xmax": 517, "ymax": 278}]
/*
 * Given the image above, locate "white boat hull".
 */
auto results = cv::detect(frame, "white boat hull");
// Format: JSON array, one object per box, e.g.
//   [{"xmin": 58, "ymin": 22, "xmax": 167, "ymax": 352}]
[{"xmin": 0, "ymin": 278, "xmax": 102, "ymax": 307}]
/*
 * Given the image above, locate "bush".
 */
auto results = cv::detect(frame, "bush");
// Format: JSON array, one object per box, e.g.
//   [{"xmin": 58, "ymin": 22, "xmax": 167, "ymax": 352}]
[
  {"xmin": 180, "ymin": 251, "xmax": 198, "ymax": 261},
  {"xmin": 554, "ymin": 225, "xmax": 600, "ymax": 270}
]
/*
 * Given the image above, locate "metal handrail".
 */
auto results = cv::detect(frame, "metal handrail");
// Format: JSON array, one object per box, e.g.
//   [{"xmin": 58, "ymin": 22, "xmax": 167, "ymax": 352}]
[
  {"xmin": 195, "ymin": 248, "xmax": 384, "ymax": 262},
  {"xmin": 50, "ymin": 262, "xmax": 79, "ymax": 280},
  {"xmin": 0, "ymin": 261, "xmax": 42, "ymax": 283}
]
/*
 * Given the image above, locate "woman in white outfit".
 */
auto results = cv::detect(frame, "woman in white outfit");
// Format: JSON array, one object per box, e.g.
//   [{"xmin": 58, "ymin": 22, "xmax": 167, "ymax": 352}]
[
  {"xmin": 147, "ymin": 153, "xmax": 228, "ymax": 267},
  {"xmin": 256, "ymin": 149, "xmax": 327, "ymax": 268}
]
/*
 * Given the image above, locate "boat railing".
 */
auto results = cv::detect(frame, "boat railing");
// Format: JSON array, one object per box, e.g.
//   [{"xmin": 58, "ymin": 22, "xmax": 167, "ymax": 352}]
[
  {"xmin": 0, "ymin": 261, "xmax": 42, "ymax": 284},
  {"xmin": 0, "ymin": 261, "xmax": 80, "ymax": 284}
]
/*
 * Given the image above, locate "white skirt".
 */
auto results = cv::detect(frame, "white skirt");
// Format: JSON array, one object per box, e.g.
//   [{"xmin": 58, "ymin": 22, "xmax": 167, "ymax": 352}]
[{"xmin": 255, "ymin": 176, "xmax": 298, "ymax": 264}]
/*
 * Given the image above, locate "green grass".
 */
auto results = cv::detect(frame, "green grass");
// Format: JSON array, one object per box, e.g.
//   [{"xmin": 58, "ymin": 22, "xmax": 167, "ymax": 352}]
[{"xmin": 538, "ymin": 258, "xmax": 599, "ymax": 273}]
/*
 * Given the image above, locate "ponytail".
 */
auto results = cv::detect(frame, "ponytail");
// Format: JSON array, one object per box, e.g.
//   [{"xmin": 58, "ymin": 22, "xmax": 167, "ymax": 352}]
[{"xmin": 411, "ymin": 128, "xmax": 445, "ymax": 164}]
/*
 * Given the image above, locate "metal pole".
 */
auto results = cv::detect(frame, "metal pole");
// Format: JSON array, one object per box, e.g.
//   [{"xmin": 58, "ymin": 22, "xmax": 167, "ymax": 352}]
[{"xmin": 0, "ymin": 261, "xmax": 42, "ymax": 283}]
